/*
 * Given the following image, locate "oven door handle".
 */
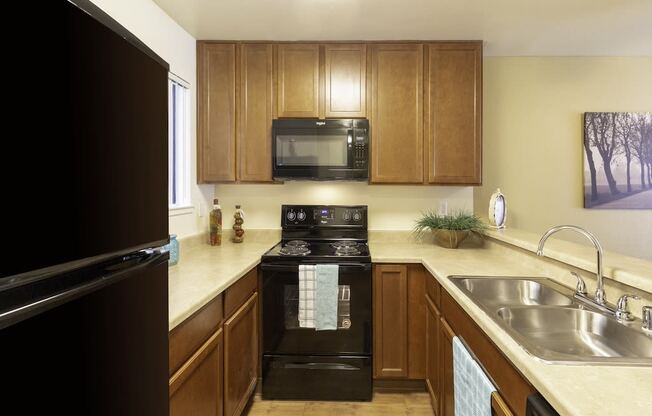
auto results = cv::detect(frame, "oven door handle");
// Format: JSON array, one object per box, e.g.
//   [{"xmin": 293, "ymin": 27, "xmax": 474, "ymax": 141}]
[{"xmin": 260, "ymin": 263, "xmax": 371, "ymax": 272}]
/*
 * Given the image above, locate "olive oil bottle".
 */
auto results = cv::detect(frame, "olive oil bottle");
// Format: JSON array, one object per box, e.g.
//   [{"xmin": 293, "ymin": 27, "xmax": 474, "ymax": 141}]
[{"xmin": 209, "ymin": 199, "xmax": 222, "ymax": 246}]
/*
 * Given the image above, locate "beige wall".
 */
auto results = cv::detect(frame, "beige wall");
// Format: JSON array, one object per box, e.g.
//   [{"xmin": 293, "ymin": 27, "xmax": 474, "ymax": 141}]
[
  {"xmin": 214, "ymin": 183, "xmax": 473, "ymax": 230},
  {"xmin": 475, "ymin": 57, "xmax": 652, "ymax": 260}
]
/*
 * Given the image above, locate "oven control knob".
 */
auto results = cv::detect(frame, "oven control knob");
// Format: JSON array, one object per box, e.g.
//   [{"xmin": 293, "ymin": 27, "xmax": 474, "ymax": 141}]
[
  {"xmin": 343, "ymin": 211, "xmax": 351, "ymax": 221},
  {"xmin": 297, "ymin": 211, "xmax": 306, "ymax": 221},
  {"xmin": 287, "ymin": 211, "xmax": 296, "ymax": 221},
  {"xmin": 353, "ymin": 212, "xmax": 362, "ymax": 221}
]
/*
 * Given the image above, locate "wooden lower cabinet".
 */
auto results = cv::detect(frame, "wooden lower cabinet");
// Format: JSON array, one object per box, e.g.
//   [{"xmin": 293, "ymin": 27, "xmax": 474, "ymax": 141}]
[
  {"xmin": 374, "ymin": 264, "xmax": 538, "ymax": 416},
  {"xmin": 170, "ymin": 268, "xmax": 259, "ymax": 416},
  {"xmin": 373, "ymin": 264, "xmax": 427, "ymax": 379},
  {"xmin": 224, "ymin": 292, "xmax": 259, "ymax": 416},
  {"xmin": 373, "ymin": 264, "xmax": 408, "ymax": 378},
  {"xmin": 439, "ymin": 317, "xmax": 455, "ymax": 416},
  {"xmin": 170, "ymin": 329, "xmax": 224, "ymax": 416},
  {"xmin": 425, "ymin": 293, "xmax": 441, "ymax": 414}
]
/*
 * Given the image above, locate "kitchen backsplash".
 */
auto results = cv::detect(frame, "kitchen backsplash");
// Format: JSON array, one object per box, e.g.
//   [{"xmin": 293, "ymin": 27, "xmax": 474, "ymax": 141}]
[{"xmin": 212, "ymin": 182, "xmax": 473, "ymax": 230}]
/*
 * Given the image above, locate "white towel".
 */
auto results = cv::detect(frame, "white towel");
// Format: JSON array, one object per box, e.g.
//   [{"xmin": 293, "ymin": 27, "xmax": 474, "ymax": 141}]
[
  {"xmin": 298, "ymin": 265, "xmax": 316, "ymax": 328},
  {"xmin": 453, "ymin": 336, "xmax": 496, "ymax": 416},
  {"xmin": 315, "ymin": 264, "xmax": 339, "ymax": 331}
]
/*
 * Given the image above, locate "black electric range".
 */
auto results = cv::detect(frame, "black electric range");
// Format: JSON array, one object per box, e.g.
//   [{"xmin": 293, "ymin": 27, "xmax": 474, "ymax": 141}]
[
  {"xmin": 262, "ymin": 240, "xmax": 371, "ymax": 263},
  {"xmin": 260, "ymin": 205, "xmax": 372, "ymax": 401}
]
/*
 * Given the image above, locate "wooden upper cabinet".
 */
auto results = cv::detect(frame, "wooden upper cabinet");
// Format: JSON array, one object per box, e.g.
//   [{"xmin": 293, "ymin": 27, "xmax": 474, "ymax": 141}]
[
  {"xmin": 373, "ymin": 264, "xmax": 408, "ymax": 378},
  {"xmin": 425, "ymin": 43, "xmax": 482, "ymax": 184},
  {"xmin": 238, "ymin": 44, "xmax": 274, "ymax": 182},
  {"xmin": 197, "ymin": 43, "xmax": 236, "ymax": 183},
  {"xmin": 369, "ymin": 44, "xmax": 424, "ymax": 183},
  {"xmin": 324, "ymin": 44, "xmax": 366, "ymax": 118},
  {"xmin": 277, "ymin": 44, "xmax": 320, "ymax": 118}
]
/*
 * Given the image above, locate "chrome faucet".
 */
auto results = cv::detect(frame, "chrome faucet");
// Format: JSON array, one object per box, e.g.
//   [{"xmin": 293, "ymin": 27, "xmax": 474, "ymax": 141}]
[{"xmin": 536, "ymin": 225, "xmax": 607, "ymax": 305}]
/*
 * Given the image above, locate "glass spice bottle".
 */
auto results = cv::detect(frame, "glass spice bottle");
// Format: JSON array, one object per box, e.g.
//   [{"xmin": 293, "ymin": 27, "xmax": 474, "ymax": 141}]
[
  {"xmin": 232, "ymin": 205, "xmax": 245, "ymax": 243},
  {"xmin": 209, "ymin": 199, "xmax": 222, "ymax": 246}
]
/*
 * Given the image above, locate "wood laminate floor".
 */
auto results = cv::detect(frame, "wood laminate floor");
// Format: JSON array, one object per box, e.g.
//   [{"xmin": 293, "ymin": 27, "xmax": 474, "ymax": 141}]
[{"xmin": 245, "ymin": 392, "xmax": 435, "ymax": 416}]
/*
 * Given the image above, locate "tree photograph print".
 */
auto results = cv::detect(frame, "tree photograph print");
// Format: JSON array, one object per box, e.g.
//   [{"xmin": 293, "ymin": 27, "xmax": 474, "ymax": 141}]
[{"xmin": 584, "ymin": 112, "xmax": 652, "ymax": 209}]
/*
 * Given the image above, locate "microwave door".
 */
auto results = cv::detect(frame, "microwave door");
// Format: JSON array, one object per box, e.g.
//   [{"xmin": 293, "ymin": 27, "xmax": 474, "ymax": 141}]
[{"xmin": 274, "ymin": 128, "xmax": 353, "ymax": 178}]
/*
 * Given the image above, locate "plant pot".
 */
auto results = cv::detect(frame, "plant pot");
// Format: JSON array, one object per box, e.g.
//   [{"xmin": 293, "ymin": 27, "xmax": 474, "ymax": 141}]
[{"xmin": 433, "ymin": 229, "xmax": 470, "ymax": 249}]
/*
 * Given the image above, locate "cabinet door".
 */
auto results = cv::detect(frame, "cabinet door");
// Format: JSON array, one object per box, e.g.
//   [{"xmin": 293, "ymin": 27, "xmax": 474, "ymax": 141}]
[
  {"xmin": 197, "ymin": 43, "xmax": 237, "ymax": 183},
  {"xmin": 238, "ymin": 44, "xmax": 274, "ymax": 182},
  {"xmin": 407, "ymin": 265, "xmax": 427, "ymax": 379},
  {"xmin": 426, "ymin": 294, "xmax": 441, "ymax": 415},
  {"xmin": 369, "ymin": 44, "xmax": 423, "ymax": 183},
  {"xmin": 373, "ymin": 264, "xmax": 408, "ymax": 378},
  {"xmin": 439, "ymin": 318, "xmax": 455, "ymax": 416},
  {"xmin": 425, "ymin": 43, "xmax": 482, "ymax": 184},
  {"xmin": 170, "ymin": 329, "xmax": 223, "ymax": 416},
  {"xmin": 324, "ymin": 44, "xmax": 366, "ymax": 118},
  {"xmin": 224, "ymin": 292, "xmax": 258, "ymax": 416},
  {"xmin": 277, "ymin": 44, "xmax": 320, "ymax": 118}
]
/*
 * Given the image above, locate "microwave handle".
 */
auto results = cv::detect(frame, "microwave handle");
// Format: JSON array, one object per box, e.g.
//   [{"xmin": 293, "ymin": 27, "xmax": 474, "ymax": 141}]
[{"xmin": 347, "ymin": 129, "xmax": 353, "ymax": 145}]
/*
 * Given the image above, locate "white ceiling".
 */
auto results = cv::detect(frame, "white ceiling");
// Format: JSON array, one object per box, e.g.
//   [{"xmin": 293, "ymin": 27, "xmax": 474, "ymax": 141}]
[{"xmin": 152, "ymin": 0, "xmax": 652, "ymax": 56}]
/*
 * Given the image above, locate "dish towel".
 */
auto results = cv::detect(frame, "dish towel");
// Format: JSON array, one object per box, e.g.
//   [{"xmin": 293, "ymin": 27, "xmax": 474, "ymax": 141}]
[
  {"xmin": 453, "ymin": 336, "xmax": 496, "ymax": 416},
  {"xmin": 315, "ymin": 264, "xmax": 339, "ymax": 331},
  {"xmin": 298, "ymin": 265, "xmax": 316, "ymax": 328}
]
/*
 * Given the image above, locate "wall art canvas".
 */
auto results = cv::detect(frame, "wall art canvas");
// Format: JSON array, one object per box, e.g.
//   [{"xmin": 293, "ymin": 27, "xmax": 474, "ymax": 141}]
[{"xmin": 584, "ymin": 112, "xmax": 652, "ymax": 209}]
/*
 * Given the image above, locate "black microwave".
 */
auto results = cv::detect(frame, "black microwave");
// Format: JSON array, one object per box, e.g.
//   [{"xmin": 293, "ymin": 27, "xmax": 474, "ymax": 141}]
[{"xmin": 272, "ymin": 119, "xmax": 369, "ymax": 181}]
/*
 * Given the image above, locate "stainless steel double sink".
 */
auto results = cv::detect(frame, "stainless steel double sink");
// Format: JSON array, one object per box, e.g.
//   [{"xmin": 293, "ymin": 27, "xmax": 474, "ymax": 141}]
[{"xmin": 448, "ymin": 276, "xmax": 652, "ymax": 366}]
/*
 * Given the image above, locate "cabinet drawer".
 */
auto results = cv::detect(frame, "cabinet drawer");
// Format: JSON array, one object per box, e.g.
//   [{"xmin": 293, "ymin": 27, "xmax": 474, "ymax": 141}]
[
  {"xmin": 169, "ymin": 294, "xmax": 224, "ymax": 376},
  {"xmin": 224, "ymin": 267, "xmax": 258, "ymax": 318}
]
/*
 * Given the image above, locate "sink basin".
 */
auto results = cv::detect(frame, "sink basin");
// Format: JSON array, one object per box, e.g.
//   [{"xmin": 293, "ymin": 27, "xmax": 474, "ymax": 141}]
[
  {"xmin": 448, "ymin": 276, "xmax": 652, "ymax": 366},
  {"xmin": 497, "ymin": 306, "xmax": 652, "ymax": 365},
  {"xmin": 450, "ymin": 277, "xmax": 574, "ymax": 307}
]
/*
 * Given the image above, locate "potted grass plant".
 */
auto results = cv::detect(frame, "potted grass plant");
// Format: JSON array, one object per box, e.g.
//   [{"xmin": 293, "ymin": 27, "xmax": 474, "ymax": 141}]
[{"xmin": 414, "ymin": 210, "xmax": 487, "ymax": 248}]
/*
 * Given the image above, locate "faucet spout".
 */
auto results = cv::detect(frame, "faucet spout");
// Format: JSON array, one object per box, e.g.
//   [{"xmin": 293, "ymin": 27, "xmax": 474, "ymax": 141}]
[{"xmin": 536, "ymin": 225, "xmax": 606, "ymax": 304}]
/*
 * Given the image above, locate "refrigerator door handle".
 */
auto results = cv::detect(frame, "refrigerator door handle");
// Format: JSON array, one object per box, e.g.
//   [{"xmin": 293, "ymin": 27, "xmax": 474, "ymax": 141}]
[{"xmin": 0, "ymin": 249, "xmax": 168, "ymax": 329}]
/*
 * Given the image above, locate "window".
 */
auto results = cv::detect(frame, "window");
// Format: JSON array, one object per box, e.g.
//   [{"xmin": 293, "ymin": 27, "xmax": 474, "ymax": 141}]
[{"xmin": 168, "ymin": 74, "xmax": 190, "ymax": 209}]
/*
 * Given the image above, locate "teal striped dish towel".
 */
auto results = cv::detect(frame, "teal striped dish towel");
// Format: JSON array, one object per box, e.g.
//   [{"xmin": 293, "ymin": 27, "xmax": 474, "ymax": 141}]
[
  {"xmin": 315, "ymin": 264, "xmax": 339, "ymax": 331},
  {"xmin": 453, "ymin": 336, "xmax": 496, "ymax": 416}
]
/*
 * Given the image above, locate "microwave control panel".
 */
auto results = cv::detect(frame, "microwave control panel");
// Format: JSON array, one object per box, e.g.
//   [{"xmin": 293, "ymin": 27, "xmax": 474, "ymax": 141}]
[
  {"xmin": 282, "ymin": 205, "xmax": 367, "ymax": 227},
  {"xmin": 353, "ymin": 130, "xmax": 368, "ymax": 169}
]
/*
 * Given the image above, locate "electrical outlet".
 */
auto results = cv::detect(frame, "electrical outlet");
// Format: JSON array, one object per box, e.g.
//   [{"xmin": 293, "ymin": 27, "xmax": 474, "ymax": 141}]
[{"xmin": 438, "ymin": 200, "xmax": 448, "ymax": 216}]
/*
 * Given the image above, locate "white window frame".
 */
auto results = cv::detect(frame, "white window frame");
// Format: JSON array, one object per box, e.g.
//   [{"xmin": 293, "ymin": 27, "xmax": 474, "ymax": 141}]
[{"xmin": 168, "ymin": 73, "xmax": 191, "ymax": 210}]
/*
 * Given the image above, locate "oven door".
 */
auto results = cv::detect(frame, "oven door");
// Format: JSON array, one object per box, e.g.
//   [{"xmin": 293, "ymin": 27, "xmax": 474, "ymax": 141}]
[
  {"xmin": 261, "ymin": 263, "xmax": 372, "ymax": 355},
  {"xmin": 273, "ymin": 127, "xmax": 361, "ymax": 179}
]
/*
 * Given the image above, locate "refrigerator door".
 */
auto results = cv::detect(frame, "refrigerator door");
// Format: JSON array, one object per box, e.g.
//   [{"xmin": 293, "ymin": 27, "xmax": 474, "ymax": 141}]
[
  {"xmin": 1, "ymin": 252, "xmax": 169, "ymax": 415},
  {"xmin": 1, "ymin": 0, "xmax": 169, "ymax": 280}
]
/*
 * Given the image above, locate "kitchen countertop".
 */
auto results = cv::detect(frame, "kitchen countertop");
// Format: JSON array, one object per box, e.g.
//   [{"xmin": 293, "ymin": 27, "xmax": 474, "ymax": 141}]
[
  {"xmin": 169, "ymin": 230, "xmax": 651, "ymax": 416},
  {"xmin": 168, "ymin": 232, "xmax": 279, "ymax": 330},
  {"xmin": 370, "ymin": 239, "xmax": 652, "ymax": 416}
]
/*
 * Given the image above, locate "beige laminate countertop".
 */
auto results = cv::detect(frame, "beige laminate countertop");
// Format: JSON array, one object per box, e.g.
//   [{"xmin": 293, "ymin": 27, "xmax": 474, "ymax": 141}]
[
  {"xmin": 370, "ymin": 239, "xmax": 652, "ymax": 416},
  {"xmin": 169, "ymin": 231, "xmax": 651, "ymax": 416},
  {"xmin": 168, "ymin": 234, "xmax": 279, "ymax": 330}
]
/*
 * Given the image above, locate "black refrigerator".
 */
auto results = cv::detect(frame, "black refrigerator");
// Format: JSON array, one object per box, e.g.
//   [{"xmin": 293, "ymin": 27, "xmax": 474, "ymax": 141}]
[{"xmin": 0, "ymin": 1, "xmax": 170, "ymax": 414}]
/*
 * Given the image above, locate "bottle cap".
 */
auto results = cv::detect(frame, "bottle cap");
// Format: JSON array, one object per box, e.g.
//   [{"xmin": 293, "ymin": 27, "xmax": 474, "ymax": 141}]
[
  {"xmin": 236, "ymin": 205, "xmax": 241, "ymax": 209},
  {"xmin": 213, "ymin": 198, "xmax": 219, "ymax": 205}
]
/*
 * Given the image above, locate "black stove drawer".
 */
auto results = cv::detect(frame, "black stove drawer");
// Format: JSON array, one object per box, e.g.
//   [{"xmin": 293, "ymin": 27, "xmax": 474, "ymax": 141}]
[{"xmin": 262, "ymin": 355, "xmax": 372, "ymax": 401}]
